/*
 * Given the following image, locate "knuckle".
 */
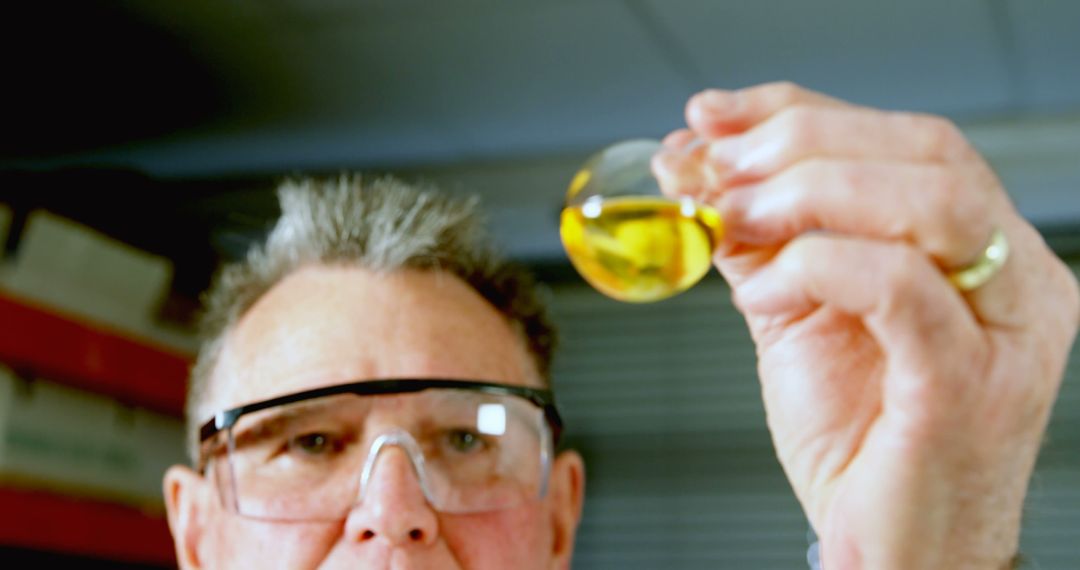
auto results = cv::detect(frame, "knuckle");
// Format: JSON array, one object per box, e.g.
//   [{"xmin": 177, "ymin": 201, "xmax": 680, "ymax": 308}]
[
  {"xmin": 1050, "ymin": 255, "xmax": 1080, "ymax": 332},
  {"xmin": 767, "ymin": 80, "xmax": 803, "ymax": 103},
  {"xmin": 782, "ymin": 234, "xmax": 823, "ymax": 270},
  {"xmin": 953, "ymin": 206, "xmax": 993, "ymax": 256},
  {"xmin": 830, "ymin": 160, "xmax": 870, "ymax": 196},
  {"xmin": 921, "ymin": 114, "xmax": 972, "ymax": 160},
  {"xmin": 785, "ymin": 156, "xmax": 843, "ymax": 186},
  {"xmin": 883, "ymin": 244, "xmax": 927, "ymax": 293},
  {"xmin": 1068, "ymin": 267, "xmax": 1080, "ymax": 329},
  {"xmin": 924, "ymin": 167, "xmax": 963, "ymax": 214},
  {"xmin": 926, "ymin": 114, "xmax": 959, "ymax": 137},
  {"xmin": 792, "ymin": 157, "xmax": 870, "ymax": 202},
  {"xmin": 774, "ymin": 105, "xmax": 821, "ymax": 152},
  {"xmin": 773, "ymin": 159, "xmax": 855, "ymax": 237},
  {"xmin": 925, "ymin": 168, "xmax": 992, "ymax": 262},
  {"xmin": 780, "ymin": 158, "xmax": 830, "ymax": 195}
]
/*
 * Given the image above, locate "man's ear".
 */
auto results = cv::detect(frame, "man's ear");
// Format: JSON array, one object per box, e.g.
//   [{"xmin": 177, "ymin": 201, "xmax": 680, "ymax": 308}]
[
  {"xmin": 163, "ymin": 464, "xmax": 211, "ymax": 569},
  {"xmin": 548, "ymin": 450, "xmax": 586, "ymax": 570}
]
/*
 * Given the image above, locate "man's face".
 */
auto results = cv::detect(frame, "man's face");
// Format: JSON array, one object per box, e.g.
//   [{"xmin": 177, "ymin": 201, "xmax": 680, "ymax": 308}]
[{"xmin": 164, "ymin": 266, "xmax": 584, "ymax": 569}]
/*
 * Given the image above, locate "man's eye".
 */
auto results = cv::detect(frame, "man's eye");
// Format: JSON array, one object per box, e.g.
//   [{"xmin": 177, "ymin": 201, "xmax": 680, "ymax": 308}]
[
  {"xmin": 445, "ymin": 429, "xmax": 487, "ymax": 454},
  {"xmin": 290, "ymin": 432, "xmax": 338, "ymax": 456}
]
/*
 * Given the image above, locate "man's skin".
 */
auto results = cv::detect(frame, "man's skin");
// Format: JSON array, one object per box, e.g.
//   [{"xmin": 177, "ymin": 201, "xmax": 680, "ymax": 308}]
[
  {"xmin": 655, "ymin": 82, "xmax": 1080, "ymax": 568},
  {"xmin": 164, "ymin": 82, "xmax": 1080, "ymax": 570},
  {"xmin": 164, "ymin": 266, "xmax": 585, "ymax": 569}
]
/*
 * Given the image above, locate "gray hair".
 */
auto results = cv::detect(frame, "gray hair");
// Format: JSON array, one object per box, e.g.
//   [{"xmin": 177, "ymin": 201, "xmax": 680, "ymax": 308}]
[{"xmin": 187, "ymin": 174, "xmax": 557, "ymax": 462}]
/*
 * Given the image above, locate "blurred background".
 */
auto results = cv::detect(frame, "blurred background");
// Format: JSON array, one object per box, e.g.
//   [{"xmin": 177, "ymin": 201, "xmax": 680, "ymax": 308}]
[{"xmin": 1, "ymin": 0, "xmax": 1079, "ymax": 567}]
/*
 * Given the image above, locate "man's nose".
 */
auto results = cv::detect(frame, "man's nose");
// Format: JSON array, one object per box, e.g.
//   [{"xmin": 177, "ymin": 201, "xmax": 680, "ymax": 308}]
[{"xmin": 344, "ymin": 443, "xmax": 439, "ymax": 547}]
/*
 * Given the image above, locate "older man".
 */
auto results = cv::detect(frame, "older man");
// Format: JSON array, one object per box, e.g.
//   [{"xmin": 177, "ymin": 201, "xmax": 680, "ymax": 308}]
[{"xmin": 164, "ymin": 83, "xmax": 1079, "ymax": 569}]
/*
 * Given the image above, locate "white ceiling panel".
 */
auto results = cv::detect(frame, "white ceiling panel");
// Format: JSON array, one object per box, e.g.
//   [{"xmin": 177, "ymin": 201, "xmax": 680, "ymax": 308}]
[
  {"xmin": 80, "ymin": 2, "xmax": 698, "ymax": 174},
  {"xmin": 644, "ymin": 0, "xmax": 1014, "ymax": 117},
  {"xmin": 13, "ymin": 0, "xmax": 1079, "ymax": 192},
  {"xmin": 321, "ymin": 3, "xmax": 695, "ymax": 155}
]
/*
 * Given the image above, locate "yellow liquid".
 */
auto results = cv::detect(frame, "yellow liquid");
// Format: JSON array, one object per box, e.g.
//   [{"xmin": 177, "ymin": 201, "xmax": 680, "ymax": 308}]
[{"xmin": 560, "ymin": 196, "xmax": 723, "ymax": 302}]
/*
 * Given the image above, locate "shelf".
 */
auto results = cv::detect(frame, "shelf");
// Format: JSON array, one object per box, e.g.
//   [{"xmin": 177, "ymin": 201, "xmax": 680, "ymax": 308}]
[
  {"xmin": 0, "ymin": 486, "xmax": 175, "ymax": 566},
  {"xmin": 0, "ymin": 290, "xmax": 189, "ymax": 417},
  {"xmin": 0, "ymin": 290, "xmax": 189, "ymax": 564}
]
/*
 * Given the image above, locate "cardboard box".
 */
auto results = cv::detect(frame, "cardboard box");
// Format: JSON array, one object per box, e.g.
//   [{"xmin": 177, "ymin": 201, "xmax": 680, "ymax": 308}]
[
  {"xmin": 6, "ymin": 210, "xmax": 171, "ymax": 327},
  {"xmin": 0, "ymin": 366, "xmax": 186, "ymax": 509},
  {"xmin": 1, "ymin": 209, "xmax": 197, "ymax": 354}
]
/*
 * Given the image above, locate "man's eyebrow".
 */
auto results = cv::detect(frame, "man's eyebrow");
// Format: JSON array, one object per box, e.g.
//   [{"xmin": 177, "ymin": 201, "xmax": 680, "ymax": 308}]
[{"xmin": 230, "ymin": 400, "xmax": 340, "ymax": 449}]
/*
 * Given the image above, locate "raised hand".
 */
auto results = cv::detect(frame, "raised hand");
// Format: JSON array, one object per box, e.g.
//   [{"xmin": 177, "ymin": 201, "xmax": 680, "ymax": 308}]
[{"xmin": 655, "ymin": 82, "xmax": 1080, "ymax": 569}]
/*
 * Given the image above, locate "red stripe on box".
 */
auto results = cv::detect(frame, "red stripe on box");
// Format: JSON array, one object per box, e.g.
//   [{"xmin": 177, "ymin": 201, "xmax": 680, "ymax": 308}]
[
  {"xmin": 0, "ymin": 487, "xmax": 176, "ymax": 565},
  {"xmin": 0, "ymin": 291, "xmax": 189, "ymax": 417}
]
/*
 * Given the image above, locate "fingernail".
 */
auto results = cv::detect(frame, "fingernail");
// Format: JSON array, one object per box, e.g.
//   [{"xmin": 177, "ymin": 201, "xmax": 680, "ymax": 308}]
[
  {"xmin": 717, "ymin": 188, "xmax": 751, "ymax": 236},
  {"xmin": 689, "ymin": 90, "xmax": 738, "ymax": 128},
  {"xmin": 651, "ymin": 151, "xmax": 700, "ymax": 197}
]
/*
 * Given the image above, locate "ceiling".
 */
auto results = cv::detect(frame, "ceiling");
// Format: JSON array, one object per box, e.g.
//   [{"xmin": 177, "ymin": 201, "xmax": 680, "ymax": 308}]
[{"xmin": 2, "ymin": 0, "xmax": 1079, "ymax": 269}]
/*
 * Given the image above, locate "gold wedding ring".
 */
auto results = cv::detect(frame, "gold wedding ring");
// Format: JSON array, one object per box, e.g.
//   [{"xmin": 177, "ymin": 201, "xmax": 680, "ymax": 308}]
[{"xmin": 947, "ymin": 228, "xmax": 1009, "ymax": 291}]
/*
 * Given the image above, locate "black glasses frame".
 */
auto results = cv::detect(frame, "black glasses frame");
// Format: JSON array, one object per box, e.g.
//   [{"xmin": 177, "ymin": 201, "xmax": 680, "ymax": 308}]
[{"xmin": 198, "ymin": 378, "xmax": 563, "ymax": 469}]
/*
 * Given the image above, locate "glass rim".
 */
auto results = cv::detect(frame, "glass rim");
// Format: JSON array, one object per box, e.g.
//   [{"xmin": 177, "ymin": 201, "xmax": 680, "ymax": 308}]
[
  {"xmin": 221, "ymin": 422, "xmax": 554, "ymax": 521},
  {"xmin": 198, "ymin": 378, "xmax": 563, "ymax": 471}
]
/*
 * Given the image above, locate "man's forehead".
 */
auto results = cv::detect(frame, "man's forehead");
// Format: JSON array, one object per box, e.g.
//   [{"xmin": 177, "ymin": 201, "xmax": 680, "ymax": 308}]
[{"xmin": 207, "ymin": 265, "xmax": 539, "ymax": 411}]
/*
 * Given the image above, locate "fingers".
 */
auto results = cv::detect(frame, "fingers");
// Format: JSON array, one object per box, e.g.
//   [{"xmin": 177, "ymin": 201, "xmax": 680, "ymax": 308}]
[
  {"xmin": 669, "ymin": 92, "xmax": 979, "ymax": 196},
  {"xmin": 716, "ymin": 160, "xmax": 997, "ymax": 267},
  {"xmin": 658, "ymin": 82, "xmax": 1045, "ymax": 333},
  {"xmin": 961, "ymin": 219, "xmax": 1079, "ymax": 332},
  {"xmin": 656, "ymin": 82, "xmax": 1010, "ymax": 287},
  {"xmin": 653, "ymin": 129, "xmax": 728, "ymax": 200},
  {"xmin": 660, "ymin": 87, "xmax": 981, "ymax": 207},
  {"xmin": 735, "ymin": 234, "xmax": 986, "ymax": 414},
  {"xmin": 704, "ymin": 106, "xmax": 977, "ymax": 181},
  {"xmin": 686, "ymin": 82, "xmax": 848, "ymax": 138},
  {"xmin": 661, "ymin": 128, "xmax": 697, "ymax": 150},
  {"xmin": 702, "ymin": 152, "xmax": 1041, "ymax": 333}
]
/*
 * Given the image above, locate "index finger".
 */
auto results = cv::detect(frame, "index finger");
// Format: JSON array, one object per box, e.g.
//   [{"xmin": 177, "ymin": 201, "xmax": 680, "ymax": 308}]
[{"xmin": 687, "ymin": 82, "xmax": 850, "ymax": 138}]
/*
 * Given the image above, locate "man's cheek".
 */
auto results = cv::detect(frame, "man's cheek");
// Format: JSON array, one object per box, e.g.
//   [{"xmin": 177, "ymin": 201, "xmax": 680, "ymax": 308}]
[
  {"xmin": 439, "ymin": 505, "xmax": 551, "ymax": 569},
  {"xmin": 211, "ymin": 516, "xmax": 343, "ymax": 569}
]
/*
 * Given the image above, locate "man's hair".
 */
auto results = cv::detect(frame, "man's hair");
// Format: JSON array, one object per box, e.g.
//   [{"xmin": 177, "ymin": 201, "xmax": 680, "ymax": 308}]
[{"xmin": 186, "ymin": 174, "xmax": 557, "ymax": 462}]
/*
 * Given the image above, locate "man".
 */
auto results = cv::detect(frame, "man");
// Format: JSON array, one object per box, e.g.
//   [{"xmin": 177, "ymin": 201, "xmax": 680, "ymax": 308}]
[{"xmin": 165, "ymin": 83, "xmax": 1079, "ymax": 569}]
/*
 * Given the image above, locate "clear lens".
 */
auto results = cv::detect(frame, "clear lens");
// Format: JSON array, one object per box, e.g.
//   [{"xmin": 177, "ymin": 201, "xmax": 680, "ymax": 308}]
[
  {"xmin": 561, "ymin": 139, "xmax": 724, "ymax": 303},
  {"xmin": 210, "ymin": 388, "xmax": 551, "ymax": 521},
  {"xmin": 565, "ymin": 139, "xmax": 664, "ymax": 205}
]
